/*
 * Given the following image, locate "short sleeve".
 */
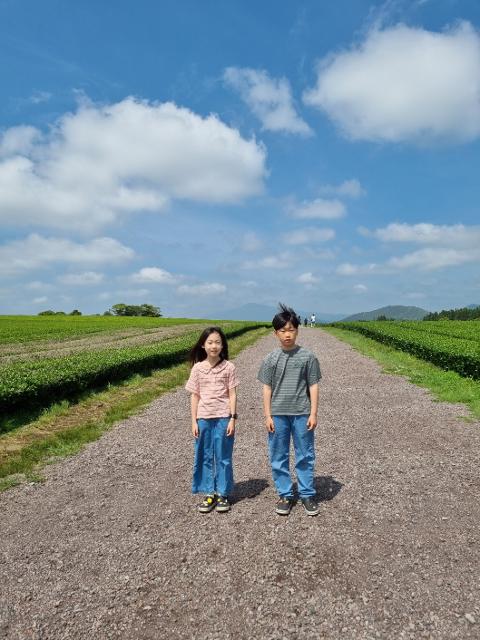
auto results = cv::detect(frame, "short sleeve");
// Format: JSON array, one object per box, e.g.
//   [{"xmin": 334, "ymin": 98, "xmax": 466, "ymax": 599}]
[
  {"xmin": 185, "ymin": 366, "xmax": 200, "ymax": 394},
  {"xmin": 227, "ymin": 363, "xmax": 239, "ymax": 389},
  {"xmin": 257, "ymin": 355, "xmax": 273, "ymax": 386},
  {"xmin": 307, "ymin": 355, "xmax": 321, "ymax": 386}
]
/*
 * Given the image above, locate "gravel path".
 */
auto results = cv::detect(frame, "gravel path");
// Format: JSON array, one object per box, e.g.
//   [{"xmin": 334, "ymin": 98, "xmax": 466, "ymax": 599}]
[{"xmin": 1, "ymin": 329, "xmax": 479, "ymax": 639}]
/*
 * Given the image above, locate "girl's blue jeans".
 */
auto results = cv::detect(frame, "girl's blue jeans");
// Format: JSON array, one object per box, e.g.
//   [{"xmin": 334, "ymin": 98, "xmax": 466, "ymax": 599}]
[
  {"xmin": 192, "ymin": 417, "xmax": 234, "ymax": 497},
  {"xmin": 268, "ymin": 414, "xmax": 316, "ymax": 499}
]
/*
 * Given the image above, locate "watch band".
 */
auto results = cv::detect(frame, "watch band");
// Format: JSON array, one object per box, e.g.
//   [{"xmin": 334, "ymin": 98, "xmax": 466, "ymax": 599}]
[{"xmin": 228, "ymin": 413, "xmax": 238, "ymax": 419}]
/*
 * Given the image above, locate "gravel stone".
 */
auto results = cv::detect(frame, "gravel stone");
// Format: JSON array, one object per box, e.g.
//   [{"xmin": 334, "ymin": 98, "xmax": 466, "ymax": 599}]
[{"xmin": 0, "ymin": 328, "xmax": 479, "ymax": 639}]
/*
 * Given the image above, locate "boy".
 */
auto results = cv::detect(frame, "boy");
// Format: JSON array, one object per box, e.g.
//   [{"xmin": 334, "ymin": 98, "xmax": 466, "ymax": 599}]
[{"xmin": 258, "ymin": 304, "xmax": 321, "ymax": 516}]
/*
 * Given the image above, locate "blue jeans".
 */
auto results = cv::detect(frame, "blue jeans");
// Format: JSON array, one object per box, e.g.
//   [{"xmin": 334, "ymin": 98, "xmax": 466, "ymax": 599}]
[
  {"xmin": 192, "ymin": 418, "xmax": 234, "ymax": 497},
  {"xmin": 268, "ymin": 415, "xmax": 315, "ymax": 499}
]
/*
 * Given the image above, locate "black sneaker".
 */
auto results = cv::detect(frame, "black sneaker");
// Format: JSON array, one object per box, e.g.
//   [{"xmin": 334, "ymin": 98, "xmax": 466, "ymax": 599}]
[
  {"xmin": 198, "ymin": 494, "xmax": 217, "ymax": 513},
  {"xmin": 275, "ymin": 497, "xmax": 294, "ymax": 516},
  {"xmin": 301, "ymin": 497, "xmax": 319, "ymax": 516},
  {"xmin": 215, "ymin": 496, "xmax": 231, "ymax": 512}
]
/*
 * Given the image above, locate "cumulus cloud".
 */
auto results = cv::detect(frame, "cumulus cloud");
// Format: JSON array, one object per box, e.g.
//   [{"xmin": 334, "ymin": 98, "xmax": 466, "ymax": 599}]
[
  {"xmin": 304, "ymin": 22, "xmax": 480, "ymax": 143},
  {"xmin": 224, "ymin": 67, "xmax": 312, "ymax": 136},
  {"xmin": 58, "ymin": 271, "xmax": 104, "ymax": 285},
  {"xmin": 130, "ymin": 267, "xmax": 179, "ymax": 284},
  {"xmin": 177, "ymin": 283, "xmax": 227, "ymax": 296},
  {"xmin": 353, "ymin": 283, "xmax": 367, "ymax": 293},
  {"xmin": 336, "ymin": 262, "xmax": 378, "ymax": 276},
  {"xmin": 0, "ymin": 97, "xmax": 267, "ymax": 232},
  {"xmin": 0, "ymin": 234, "xmax": 134, "ymax": 275},
  {"xmin": 369, "ymin": 222, "xmax": 480, "ymax": 270},
  {"xmin": 283, "ymin": 227, "xmax": 335, "ymax": 245},
  {"xmin": 371, "ymin": 222, "xmax": 480, "ymax": 248},
  {"xmin": 241, "ymin": 232, "xmax": 263, "ymax": 252},
  {"xmin": 241, "ymin": 255, "xmax": 291, "ymax": 270},
  {"xmin": 289, "ymin": 198, "xmax": 346, "ymax": 220},
  {"xmin": 318, "ymin": 178, "xmax": 366, "ymax": 199},
  {"xmin": 297, "ymin": 272, "xmax": 321, "ymax": 284}
]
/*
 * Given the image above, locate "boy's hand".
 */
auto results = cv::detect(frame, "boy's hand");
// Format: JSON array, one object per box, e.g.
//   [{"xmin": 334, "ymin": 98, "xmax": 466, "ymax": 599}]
[
  {"xmin": 226, "ymin": 419, "xmax": 235, "ymax": 436},
  {"xmin": 265, "ymin": 416, "xmax": 275, "ymax": 432},
  {"xmin": 192, "ymin": 420, "xmax": 199, "ymax": 438},
  {"xmin": 307, "ymin": 414, "xmax": 317, "ymax": 430}
]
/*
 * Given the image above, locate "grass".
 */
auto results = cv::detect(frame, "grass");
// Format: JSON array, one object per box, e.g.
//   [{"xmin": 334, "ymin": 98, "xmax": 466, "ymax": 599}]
[
  {"xmin": 322, "ymin": 326, "xmax": 480, "ymax": 421},
  {"xmin": 0, "ymin": 326, "xmax": 270, "ymax": 492}
]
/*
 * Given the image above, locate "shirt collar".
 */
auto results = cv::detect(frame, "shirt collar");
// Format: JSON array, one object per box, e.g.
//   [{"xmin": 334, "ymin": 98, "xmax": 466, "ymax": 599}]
[{"xmin": 198, "ymin": 359, "xmax": 228, "ymax": 373}]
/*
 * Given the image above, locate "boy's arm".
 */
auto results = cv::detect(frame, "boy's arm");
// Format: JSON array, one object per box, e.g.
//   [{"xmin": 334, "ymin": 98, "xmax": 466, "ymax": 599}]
[
  {"xmin": 307, "ymin": 383, "xmax": 319, "ymax": 430},
  {"xmin": 190, "ymin": 393, "xmax": 200, "ymax": 438},
  {"xmin": 226, "ymin": 387, "xmax": 237, "ymax": 436},
  {"xmin": 262, "ymin": 384, "xmax": 275, "ymax": 432}
]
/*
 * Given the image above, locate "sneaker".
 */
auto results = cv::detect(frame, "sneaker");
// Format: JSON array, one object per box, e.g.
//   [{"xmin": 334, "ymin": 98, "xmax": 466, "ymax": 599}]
[
  {"xmin": 215, "ymin": 496, "xmax": 231, "ymax": 512},
  {"xmin": 198, "ymin": 494, "xmax": 217, "ymax": 513},
  {"xmin": 275, "ymin": 497, "xmax": 294, "ymax": 516},
  {"xmin": 301, "ymin": 497, "xmax": 319, "ymax": 516}
]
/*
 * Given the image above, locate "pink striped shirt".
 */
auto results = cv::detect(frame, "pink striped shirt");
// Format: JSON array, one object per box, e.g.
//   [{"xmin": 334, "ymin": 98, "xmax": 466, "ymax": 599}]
[{"xmin": 185, "ymin": 359, "xmax": 239, "ymax": 419}]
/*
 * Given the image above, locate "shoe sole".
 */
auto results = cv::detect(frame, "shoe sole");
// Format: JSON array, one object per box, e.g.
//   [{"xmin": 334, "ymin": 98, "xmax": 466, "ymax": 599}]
[
  {"xmin": 198, "ymin": 506, "xmax": 216, "ymax": 513},
  {"xmin": 215, "ymin": 505, "xmax": 230, "ymax": 512},
  {"xmin": 302, "ymin": 506, "xmax": 319, "ymax": 516}
]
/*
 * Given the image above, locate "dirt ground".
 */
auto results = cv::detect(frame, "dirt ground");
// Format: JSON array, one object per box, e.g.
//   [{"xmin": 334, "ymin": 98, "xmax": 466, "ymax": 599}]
[{"xmin": 1, "ymin": 329, "xmax": 479, "ymax": 639}]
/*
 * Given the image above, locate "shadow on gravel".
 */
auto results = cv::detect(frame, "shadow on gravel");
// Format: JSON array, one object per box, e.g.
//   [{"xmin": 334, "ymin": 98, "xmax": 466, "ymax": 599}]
[
  {"xmin": 314, "ymin": 475, "xmax": 343, "ymax": 502},
  {"xmin": 232, "ymin": 478, "xmax": 269, "ymax": 504}
]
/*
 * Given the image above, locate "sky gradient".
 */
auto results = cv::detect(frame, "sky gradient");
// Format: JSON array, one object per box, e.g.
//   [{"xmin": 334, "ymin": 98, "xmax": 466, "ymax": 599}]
[{"xmin": 1, "ymin": 0, "xmax": 480, "ymax": 318}]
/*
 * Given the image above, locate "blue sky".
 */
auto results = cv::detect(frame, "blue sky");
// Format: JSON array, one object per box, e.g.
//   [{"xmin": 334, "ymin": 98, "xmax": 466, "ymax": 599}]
[{"xmin": 1, "ymin": 0, "xmax": 480, "ymax": 318}]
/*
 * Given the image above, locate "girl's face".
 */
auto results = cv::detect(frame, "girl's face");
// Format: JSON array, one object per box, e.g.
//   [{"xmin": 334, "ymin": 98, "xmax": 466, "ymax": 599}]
[{"xmin": 203, "ymin": 332, "xmax": 223, "ymax": 359}]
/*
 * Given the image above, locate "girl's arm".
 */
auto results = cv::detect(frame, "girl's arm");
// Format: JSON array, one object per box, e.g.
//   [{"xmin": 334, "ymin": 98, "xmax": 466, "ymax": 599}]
[
  {"xmin": 262, "ymin": 384, "xmax": 274, "ymax": 432},
  {"xmin": 307, "ymin": 383, "xmax": 319, "ymax": 430},
  {"xmin": 191, "ymin": 393, "xmax": 200, "ymax": 438},
  {"xmin": 226, "ymin": 387, "xmax": 237, "ymax": 436}
]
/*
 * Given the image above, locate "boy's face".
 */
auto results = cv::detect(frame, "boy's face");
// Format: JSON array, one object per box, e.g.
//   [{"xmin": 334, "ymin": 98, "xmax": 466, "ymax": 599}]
[{"xmin": 275, "ymin": 321, "xmax": 298, "ymax": 350}]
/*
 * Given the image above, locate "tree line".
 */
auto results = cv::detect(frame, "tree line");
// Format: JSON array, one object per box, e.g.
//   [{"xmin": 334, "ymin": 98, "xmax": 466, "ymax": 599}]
[
  {"xmin": 424, "ymin": 306, "xmax": 480, "ymax": 321},
  {"xmin": 38, "ymin": 303, "xmax": 162, "ymax": 317}
]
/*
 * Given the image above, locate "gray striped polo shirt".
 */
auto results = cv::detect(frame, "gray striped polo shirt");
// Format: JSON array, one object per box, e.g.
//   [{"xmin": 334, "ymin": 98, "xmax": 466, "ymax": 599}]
[{"xmin": 257, "ymin": 345, "xmax": 321, "ymax": 415}]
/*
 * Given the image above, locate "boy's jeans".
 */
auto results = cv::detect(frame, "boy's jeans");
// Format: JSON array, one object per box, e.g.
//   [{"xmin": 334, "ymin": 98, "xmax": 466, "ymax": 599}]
[
  {"xmin": 192, "ymin": 417, "xmax": 234, "ymax": 497},
  {"xmin": 268, "ymin": 414, "xmax": 315, "ymax": 499}
]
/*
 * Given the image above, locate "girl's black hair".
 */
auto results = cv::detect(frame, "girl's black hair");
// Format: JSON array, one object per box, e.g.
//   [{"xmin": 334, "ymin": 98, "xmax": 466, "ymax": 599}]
[
  {"xmin": 189, "ymin": 326, "xmax": 229, "ymax": 366},
  {"xmin": 272, "ymin": 303, "xmax": 300, "ymax": 330}
]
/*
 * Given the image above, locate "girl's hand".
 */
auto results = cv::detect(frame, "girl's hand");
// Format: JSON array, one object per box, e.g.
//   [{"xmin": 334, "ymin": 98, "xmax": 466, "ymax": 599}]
[
  {"xmin": 192, "ymin": 421, "xmax": 199, "ymax": 438},
  {"xmin": 265, "ymin": 416, "xmax": 275, "ymax": 433},
  {"xmin": 226, "ymin": 419, "xmax": 235, "ymax": 436},
  {"xmin": 307, "ymin": 414, "xmax": 317, "ymax": 431}
]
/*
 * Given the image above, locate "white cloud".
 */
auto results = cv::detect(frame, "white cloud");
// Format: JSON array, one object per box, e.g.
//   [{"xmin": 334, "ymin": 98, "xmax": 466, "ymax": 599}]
[
  {"xmin": 372, "ymin": 222, "xmax": 480, "ymax": 248},
  {"xmin": 33, "ymin": 296, "xmax": 48, "ymax": 304},
  {"xmin": 336, "ymin": 262, "xmax": 378, "ymax": 276},
  {"xmin": 177, "ymin": 283, "xmax": 227, "ymax": 296},
  {"xmin": 0, "ymin": 97, "xmax": 267, "ymax": 232},
  {"xmin": 319, "ymin": 178, "xmax": 366, "ymax": 199},
  {"xmin": 0, "ymin": 234, "xmax": 134, "ymax": 275},
  {"xmin": 58, "ymin": 271, "xmax": 104, "ymax": 285},
  {"xmin": 224, "ymin": 67, "xmax": 312, "ymax": 136},
  {"xmin": 25, "ymin": 281, "xmax": 54, "ymax": 291},
  {"xmin": 241, "ymin": 255, "xmax": 291, "ymax": 270},
  {"xmin": 289, "ymin": 198, "xmax": 346, "ymax": 220},
  {"xmin": 283, "ymin": 227, "xmax": 335, "ymax": 245},
  {"xmin": 297, "ymin": 272, "xmax": 321, "ymax": 284},
  {"xmin": 130, "ymin": 267, "xmax": 178, "ymax": 284},
  {"xmin": 353, "ymin": 284, "xmax": 367, "ymax": 293},
  {"xmin": 388, "ymin": 247, "xmax": 480, "ymax": 270},
  {"xmin": 241, "ymin": 232, "xmax": 263, "ymax": 253},
  {"xmin": 304, "ymin": 22, "xmax": 480, "ymax": 143}
]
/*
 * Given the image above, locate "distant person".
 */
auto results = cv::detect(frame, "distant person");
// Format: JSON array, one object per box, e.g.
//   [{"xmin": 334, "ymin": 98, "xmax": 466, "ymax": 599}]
[
  {"xmin": 185, "ymin": 327, "xmax": 239, "ymax": 514},
  {"xmin": 258, "ymin": 303, "xmax": 322, "ymax": 516},
  {"xmin": 310, "ymin": 313, "xmax": 316, "ymax": 327},
  {"xmin": 303, "ymin": 316, "xmax": 308, "ymax": 327}
]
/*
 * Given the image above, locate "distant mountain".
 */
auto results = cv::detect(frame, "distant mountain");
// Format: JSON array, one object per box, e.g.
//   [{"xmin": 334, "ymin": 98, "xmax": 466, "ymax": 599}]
[
  {"xmin": 203, "ymin": 303, "xmax": 344, "ymax": 323},
  {"xmin": 340, "ymin": 305, "xmax": 430, "ymax": 321}
]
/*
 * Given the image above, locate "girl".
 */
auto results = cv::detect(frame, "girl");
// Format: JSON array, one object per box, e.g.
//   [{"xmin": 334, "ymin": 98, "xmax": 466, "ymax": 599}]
[{"xmin": 185, "ymin": 327, "xmax": 239, "ymax": 513}]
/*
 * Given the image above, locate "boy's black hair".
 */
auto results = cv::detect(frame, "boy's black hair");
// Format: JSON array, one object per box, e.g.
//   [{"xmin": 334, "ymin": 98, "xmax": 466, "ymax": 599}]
[
  {"xmin": 272, "ymin": 303, "xmax": 300, "ymax": 330},
  {"xmin": 189, "ymin": 326, "xmax": 229, "ymax": 366}
]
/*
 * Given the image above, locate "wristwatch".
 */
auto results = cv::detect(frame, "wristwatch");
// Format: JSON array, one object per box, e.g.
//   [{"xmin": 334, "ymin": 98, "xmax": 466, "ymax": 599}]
[{"xmin": 228, "ymin": 413, "xmax": 238, "ymax": 419}]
